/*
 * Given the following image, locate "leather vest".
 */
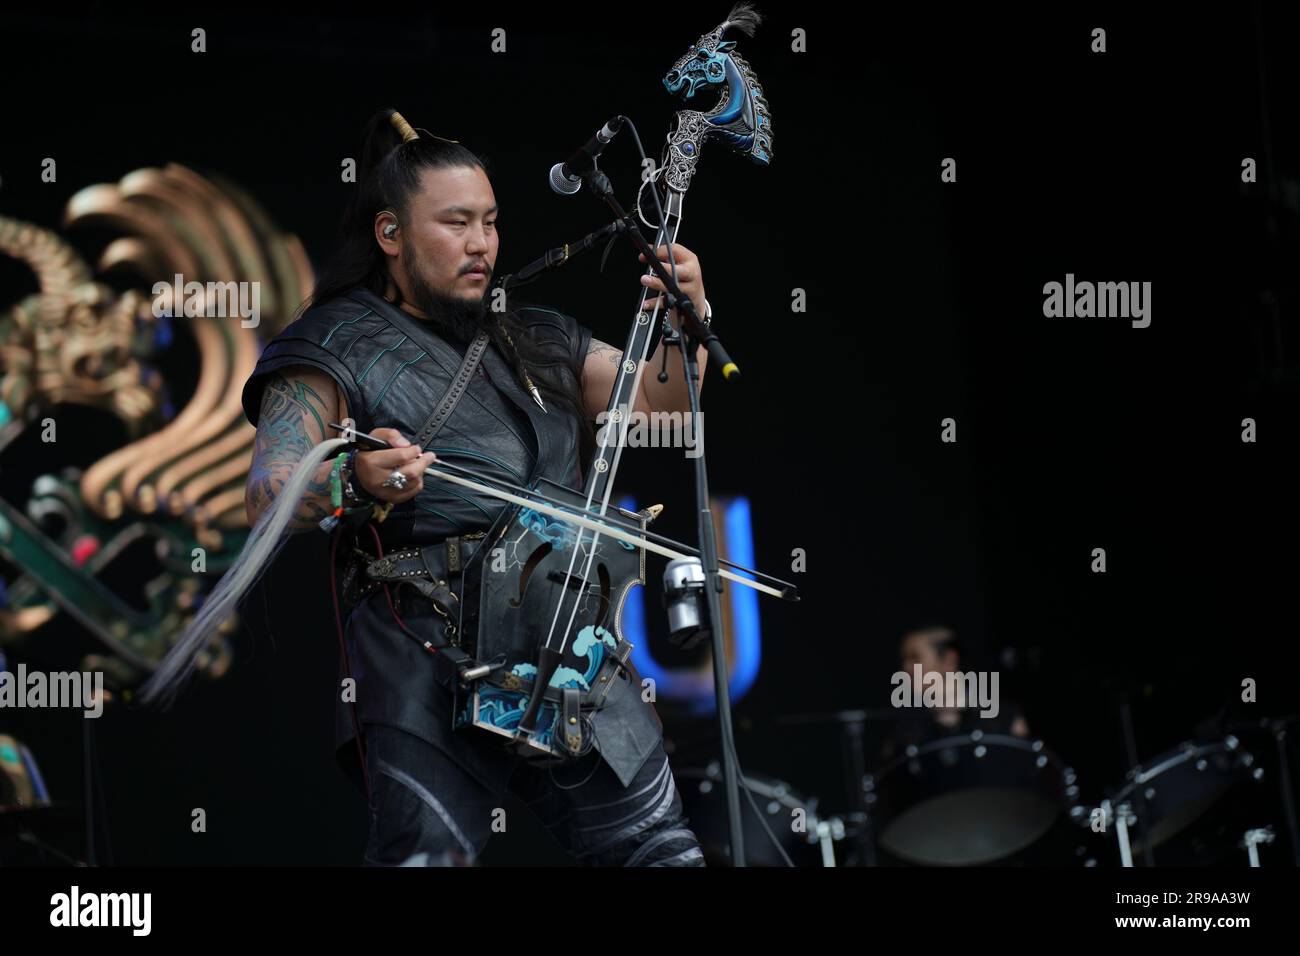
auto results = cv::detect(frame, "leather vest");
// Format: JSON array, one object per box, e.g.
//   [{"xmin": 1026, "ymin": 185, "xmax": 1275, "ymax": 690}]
[
  {"xmin": 240, "ymin": 287, "xmax": 588, "ymax": 548},
  {"xmin": 240, "ymin": 287, "xmax": 664, "ymax": 792}
]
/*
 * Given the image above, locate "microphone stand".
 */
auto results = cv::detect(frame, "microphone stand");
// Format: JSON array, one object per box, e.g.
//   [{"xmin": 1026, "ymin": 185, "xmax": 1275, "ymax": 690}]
[{"xmin": 580, "ymin": 166, "xmax": 748, "ymax": 865}]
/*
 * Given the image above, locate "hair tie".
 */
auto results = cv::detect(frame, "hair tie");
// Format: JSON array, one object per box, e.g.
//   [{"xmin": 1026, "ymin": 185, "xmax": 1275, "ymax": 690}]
[
  {"xmin": 389, "ymin": 110, "xmax": 420, "ymax": 143},
  {"xmin": 389, "ymin": 110, "xmax": 460, "ymax": 145}
]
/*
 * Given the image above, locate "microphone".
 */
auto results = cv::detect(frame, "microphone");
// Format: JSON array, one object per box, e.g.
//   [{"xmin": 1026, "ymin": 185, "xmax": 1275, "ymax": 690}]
[
  {"xmin": 549, "ymin": 116, "xmax": 626, "ymax": 196},
  {"xmin": 662, "ymin": 557, "xmax": 709, "ymax": 650}
]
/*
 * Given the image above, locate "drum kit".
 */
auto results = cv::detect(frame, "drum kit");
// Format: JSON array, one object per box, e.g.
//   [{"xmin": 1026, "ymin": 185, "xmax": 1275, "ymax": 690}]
[{"xmin": 675, "ymin": 713, "xmax": 1298, "ymax": 867}]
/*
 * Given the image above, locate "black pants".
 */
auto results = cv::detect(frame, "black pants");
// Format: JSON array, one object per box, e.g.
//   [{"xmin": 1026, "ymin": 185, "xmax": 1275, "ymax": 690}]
[{"xmin": 359, "ymin": 723, "xmax": 706, "ymax": 866}]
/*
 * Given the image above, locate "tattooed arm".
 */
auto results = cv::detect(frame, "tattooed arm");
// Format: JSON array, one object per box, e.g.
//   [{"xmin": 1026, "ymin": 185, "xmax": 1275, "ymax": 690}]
[
  {"xmin": 581, "ymin": 242, "xmax": 709, "ymax": 420},
  {"xmin": 245, "ymin": 365, "xmax": 350, "ymax": 531},
  {"xmin": 582, "ymin": 335, "xmax": 707, "ymax": 420},
  {"xmin": 246, "ymin": 366, "xmax": 436, "ymax": 528}
]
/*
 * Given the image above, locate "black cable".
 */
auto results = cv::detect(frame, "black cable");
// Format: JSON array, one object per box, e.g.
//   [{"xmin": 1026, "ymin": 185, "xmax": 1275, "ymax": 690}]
[{"xmin": 723, "ymin": 731, "xmax": 797, "ymax": 868}]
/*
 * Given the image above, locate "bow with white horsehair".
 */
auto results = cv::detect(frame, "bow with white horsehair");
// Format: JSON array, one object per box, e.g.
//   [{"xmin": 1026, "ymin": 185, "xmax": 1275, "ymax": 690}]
[{"xmin": 138, "ymin": 425, "xmax": 797, "ymax": 708}]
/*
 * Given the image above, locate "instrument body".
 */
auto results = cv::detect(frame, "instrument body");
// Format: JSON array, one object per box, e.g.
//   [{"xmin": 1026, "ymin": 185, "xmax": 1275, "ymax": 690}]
[{"xmin": 458, "ymin": 479, "xmax": 648, "ymax": 758}]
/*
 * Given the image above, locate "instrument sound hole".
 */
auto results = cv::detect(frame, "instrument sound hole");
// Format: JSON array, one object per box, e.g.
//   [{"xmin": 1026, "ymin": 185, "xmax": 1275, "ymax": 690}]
[
  {"xmin": 510, "ymin": 543, "xmax": 553, "ymax": 608},
  {"xmin": 594, "ymin": 563, "xmax": 611, "ymax": 630}
]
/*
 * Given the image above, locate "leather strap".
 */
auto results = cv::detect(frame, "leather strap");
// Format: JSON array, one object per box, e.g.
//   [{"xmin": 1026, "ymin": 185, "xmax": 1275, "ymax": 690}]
[
  {"xmin": 415, "ymin": 330, "xmax": 490, "ymax": 450},
  {"xmin": 342, "ymin": 537, "xmax": 485, "ymax": 604},
  {"xmin": 560, "ymin": 687, "xmax": 582, "ymax": 755}
]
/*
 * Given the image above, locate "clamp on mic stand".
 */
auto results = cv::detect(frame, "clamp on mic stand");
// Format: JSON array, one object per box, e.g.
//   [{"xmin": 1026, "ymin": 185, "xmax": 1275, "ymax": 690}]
[
  {"xmin": 495, "ymin": 220, "xmax": 635, "ymax": 293},
  {"xmin": 577, "ymin": 164, "xmax": 748, "ymax": 864}
]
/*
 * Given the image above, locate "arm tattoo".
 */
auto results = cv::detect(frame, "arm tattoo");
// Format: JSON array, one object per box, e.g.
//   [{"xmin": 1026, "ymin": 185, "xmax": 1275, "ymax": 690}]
[
  {"xmin": 588, "ymin": 337, "xmax": 657, "ymax": 415},
  {"xmin": 247, "ymin": 372, "xmax": 337, "ymax": 530},
  {"xmin": 588, "ymin": 340, "xmax": 623, "ymax": 366}
]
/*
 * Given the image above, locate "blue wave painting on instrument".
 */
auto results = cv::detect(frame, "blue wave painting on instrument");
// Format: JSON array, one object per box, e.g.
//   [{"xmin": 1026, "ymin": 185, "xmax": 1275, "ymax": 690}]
[
  {"xmin": 471, "ymin": 623, "xmax": 620, "ymax": 751},
  {"xmin": 461, "ymin": 478, "xmax": 646, "ymax": 757},
  {"xmin": 520, "ymin": 507, "xmax": 636, "ymax": 551},
  {"xmin": 621, "ymin": 496, "xmax": 761, "ymax": 715}
]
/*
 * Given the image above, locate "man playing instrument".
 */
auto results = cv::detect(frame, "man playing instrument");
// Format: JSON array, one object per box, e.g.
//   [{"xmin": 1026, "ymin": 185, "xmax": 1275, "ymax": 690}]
[{"xmin": 240, "ymin": 110, "xmax": 708, "ymax": 866}]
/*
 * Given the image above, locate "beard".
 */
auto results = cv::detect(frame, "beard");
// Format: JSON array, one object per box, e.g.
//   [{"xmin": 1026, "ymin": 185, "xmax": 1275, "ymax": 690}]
[{"xmin": 400, "ymin": 245, "xmax": 490, "ymax": 345}]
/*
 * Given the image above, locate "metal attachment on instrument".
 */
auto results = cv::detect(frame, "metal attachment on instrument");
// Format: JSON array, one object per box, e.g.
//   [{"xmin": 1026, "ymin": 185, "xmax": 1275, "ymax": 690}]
[
  {"xmin": 638, "ymin": 503, "xmax": 664, "ymax": 524},
  {"xmin": 458, "ymin": 654, "xmax": 507, "ymax": 685},
  {"xmin": 460, "ymin": 662, "xmax": 494, "ymax": 682}
]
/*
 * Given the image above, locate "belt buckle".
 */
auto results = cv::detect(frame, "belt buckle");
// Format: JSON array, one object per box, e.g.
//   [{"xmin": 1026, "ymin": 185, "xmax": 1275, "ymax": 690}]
[{"xmin": 368, "ymin": 556, "xmax": 397, "ymax": 579}]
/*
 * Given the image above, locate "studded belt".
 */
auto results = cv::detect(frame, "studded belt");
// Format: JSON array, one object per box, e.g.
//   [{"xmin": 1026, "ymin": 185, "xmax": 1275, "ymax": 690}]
[{"xmin": 340, "ymin": 533, "xmax": 486, "ymax": 610}]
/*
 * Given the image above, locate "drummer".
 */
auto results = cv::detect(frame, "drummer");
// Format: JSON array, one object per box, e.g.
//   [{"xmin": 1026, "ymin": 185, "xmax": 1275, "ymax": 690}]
[{"xmin": 879, "ymin": 625, "xmax": 1030, "ymax": 764}]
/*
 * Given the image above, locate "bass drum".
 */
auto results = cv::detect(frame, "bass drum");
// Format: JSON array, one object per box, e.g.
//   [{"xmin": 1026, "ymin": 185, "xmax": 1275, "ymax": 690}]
[
  {"xmin": 1105, "ymin": 735, "xmax": 1269, "ymax": 865},
  {"xmin": 869, "ymin": 732, "xmax": 1086, "ymax": 866},
  {"xmin": 676, "ymin": 763, "xmax": 831, "ymax": 867}
]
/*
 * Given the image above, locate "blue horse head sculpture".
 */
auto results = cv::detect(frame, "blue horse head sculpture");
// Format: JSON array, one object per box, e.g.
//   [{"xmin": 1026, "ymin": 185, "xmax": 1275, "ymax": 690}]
[{"xmin": 661, "ymin": 3, "xmax": 773, "ymax": 191}]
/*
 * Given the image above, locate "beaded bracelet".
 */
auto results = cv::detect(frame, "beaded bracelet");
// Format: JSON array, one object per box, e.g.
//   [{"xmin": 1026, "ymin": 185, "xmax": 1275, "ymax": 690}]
[
  {"xmin": 341, "ymin": 449, "xmax": 375, "ymax": 506},
  {"xmin": 318, "ymin": 452, "xmax": 379, "ymax": 533}
]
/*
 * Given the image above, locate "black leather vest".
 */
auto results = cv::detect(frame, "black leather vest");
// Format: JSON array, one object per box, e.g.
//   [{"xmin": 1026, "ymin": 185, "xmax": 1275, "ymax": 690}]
[{"xmin": 240, "ymin": 287, "xmax": 589, "ymax": 549}]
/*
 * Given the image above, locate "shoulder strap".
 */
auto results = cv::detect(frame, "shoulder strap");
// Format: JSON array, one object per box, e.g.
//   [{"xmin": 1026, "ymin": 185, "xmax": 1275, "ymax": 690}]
[{"xmin": 415, "ymin": 330, "xmax": 490, "ymax": 449}]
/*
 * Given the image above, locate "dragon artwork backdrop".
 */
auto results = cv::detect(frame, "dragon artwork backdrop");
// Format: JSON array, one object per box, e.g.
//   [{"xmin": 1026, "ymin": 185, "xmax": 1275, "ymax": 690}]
[{"xmin": 0, "ymin": 164, "xmax": 311, "ymax": 696}]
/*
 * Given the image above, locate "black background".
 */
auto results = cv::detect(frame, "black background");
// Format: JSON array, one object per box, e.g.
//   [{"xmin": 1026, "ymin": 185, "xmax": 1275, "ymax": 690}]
[{"xmin": 0, "ymin": 2, "xmax": 1297, "ymax": 866}]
